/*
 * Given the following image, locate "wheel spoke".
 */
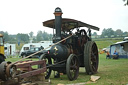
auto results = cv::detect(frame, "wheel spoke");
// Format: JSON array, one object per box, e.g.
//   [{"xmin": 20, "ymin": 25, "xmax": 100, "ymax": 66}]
[
  {"xmin": 91, "ymin": 56, "xmax": 97, "ymax": 62},
  {"xmin": 91, "ymin": 44, "xmax": 98, "ymax": 71},
  {"xmin": 91, "ymin": 64, "xmax": 96, "ymax": 71}
]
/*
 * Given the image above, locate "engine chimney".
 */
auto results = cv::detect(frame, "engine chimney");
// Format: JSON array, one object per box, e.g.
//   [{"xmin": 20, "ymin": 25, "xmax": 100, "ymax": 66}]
[{"xmin": 54, "ymin": 7, "xmax": 63, "ymax": 42}]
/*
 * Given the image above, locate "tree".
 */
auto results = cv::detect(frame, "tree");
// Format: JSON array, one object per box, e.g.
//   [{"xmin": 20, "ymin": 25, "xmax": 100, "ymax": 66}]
[
  {"xmin": 9, "ymin": 35, "xmax": 17, "ymax": 43},
  {"xmin": 29, "ymin": 31, "xmax": 34, "ymax": 38},
  {"xmin": 36, "ymin": 30, "xmax": 53, "ymax": 42},
  {"xmin": 123, "ymin": 0, "xmax": 128, "ymax": 5},
  {"xmin": 36, "ymin": 31, "xmax": 43, "ymax": 42},
  {"xmin": 101, "ymin": 28, "xmax": 106, "ymax": 38},
  {"xmin": 17, "ymin": 33, "xmax": 29, "ymax": 43},
  {"xmin": 123, "ymin": 31, "xmax": 128, "ymax": 36},
  {"xmin": 92, "ymin": 32, "xmax": 97, "ymax": 36},
  {"xmin": 42, "ymin": 31, "xmax": 49, "ymax": 40},
  {"xmin": 0, "ymin": 31, "xmax": 10, "ymax": 42},
  {"xmin": 115, "ymin": 29, "xmax": 123, "ymax": 36},
  {"xmin": 107, "ymin": 28, "xmax": 114, "ymax": 37},
  {"xmin": 101, "ymin": 28, "xmax": 114, "ymax": 38}
]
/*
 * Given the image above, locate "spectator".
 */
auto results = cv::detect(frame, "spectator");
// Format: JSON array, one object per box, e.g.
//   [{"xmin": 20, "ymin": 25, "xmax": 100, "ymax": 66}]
[
  {"xmin": 106, "ymin": 51, "xmax": 110, "ymax": 59},
  {"xmin": 113, "ymin": 50, "xmax": 119, "ymax": 59}
]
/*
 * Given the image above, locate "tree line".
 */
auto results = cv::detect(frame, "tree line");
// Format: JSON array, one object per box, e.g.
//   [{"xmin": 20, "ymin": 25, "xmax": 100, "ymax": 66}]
[
  {"xmin": 0, "ymin": 28, "xmax": 128, "ymax": 44},
  {"xmin": 0, "ymin": 30, "xmax": 52, "ymax": 44},
  {"xmin": 92, "ymin": 28, "xmax": 128, "ymax": 38}
]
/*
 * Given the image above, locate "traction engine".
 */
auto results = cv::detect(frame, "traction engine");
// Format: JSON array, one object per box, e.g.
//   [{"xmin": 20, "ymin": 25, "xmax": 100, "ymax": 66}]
[{"xmin": 40, "ymin": 7, "xmax": 100, "ymax": 80}]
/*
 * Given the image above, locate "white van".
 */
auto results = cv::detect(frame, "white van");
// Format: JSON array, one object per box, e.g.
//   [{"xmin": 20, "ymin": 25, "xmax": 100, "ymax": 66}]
[{"xmin": 19, "ymin": 41, "xmax": 52, "ymax": 57}]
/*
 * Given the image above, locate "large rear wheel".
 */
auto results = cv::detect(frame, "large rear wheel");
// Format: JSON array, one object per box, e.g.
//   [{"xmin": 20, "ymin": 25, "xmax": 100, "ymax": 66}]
[
  {"xmin": 84, "ymin": 41, "xmax": 99, "ymax": 75},
  {"xmin": 66, "ymin": 54, "xmax": 79, "ymax": 81},
  {"xmin": 38, "ymin": 54, "xmax": 52, "ymax": 79}
]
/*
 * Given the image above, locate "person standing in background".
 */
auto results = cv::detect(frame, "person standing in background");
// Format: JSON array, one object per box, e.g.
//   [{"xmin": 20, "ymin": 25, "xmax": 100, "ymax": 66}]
[{"xmin": 106, "ymin": 51, "xmax": 110, "ymax": 59}]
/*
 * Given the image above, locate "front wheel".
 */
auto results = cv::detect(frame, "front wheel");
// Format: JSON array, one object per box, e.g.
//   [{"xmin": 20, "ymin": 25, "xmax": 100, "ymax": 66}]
[
  {"xmin": 66, "ymin": 54, "xmax": 79, "ymax": 81},
  {"xmin": 38, "ymin": 54, "xmax": 52, "ymax": 79}
]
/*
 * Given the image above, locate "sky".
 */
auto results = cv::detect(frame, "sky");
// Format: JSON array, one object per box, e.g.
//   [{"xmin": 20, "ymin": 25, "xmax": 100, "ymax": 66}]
[{"xmin": 0, "ymin": 0, "xmax": 128, "ymax": 36}]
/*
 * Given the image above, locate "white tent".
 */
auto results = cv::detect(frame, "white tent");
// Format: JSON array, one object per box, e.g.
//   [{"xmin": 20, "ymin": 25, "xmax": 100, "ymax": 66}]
[{"xmin": 110, "ymin": 41, "xmax": 128, "ymax": 58}]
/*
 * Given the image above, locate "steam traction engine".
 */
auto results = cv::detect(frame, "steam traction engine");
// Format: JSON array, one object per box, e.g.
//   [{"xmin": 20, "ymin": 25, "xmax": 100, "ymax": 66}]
[{"xmin": 39, "ymin": 7, "xmax": 100, "ymax": 80}]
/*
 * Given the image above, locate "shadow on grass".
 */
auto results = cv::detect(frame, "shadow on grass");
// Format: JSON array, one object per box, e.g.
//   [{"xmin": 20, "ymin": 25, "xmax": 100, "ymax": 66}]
[{"xmin": 48, "ymin": 70, "xmax": 91, "ymax": 85}]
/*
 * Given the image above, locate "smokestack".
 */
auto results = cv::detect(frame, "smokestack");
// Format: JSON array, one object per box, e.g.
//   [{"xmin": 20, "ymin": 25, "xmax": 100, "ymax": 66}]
[{"xmin": 54, "ymin": 7, "xmax": 63, "ymax": 42}]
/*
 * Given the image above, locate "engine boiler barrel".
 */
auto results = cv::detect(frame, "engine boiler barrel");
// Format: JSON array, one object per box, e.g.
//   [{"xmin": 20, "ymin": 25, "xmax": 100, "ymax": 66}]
[
  {"xmin": 54, "ymin": 7, "xmax": 63, "ymax": 42},
  {"xmin": 49, "ymin": 44, "xmax": 70, "ymax": 60}
]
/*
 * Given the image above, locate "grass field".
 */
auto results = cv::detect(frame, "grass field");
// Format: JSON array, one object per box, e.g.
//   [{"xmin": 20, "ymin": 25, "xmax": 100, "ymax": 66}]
[
  {"xmin": 6, "ymin": 54, "xmax": 128, "ymax": 85},
  {"xmin": 5, "ymin": 39, "xmax": 128, "ymax": 85},
  {"xmin": 95, "ymin": 39, "xmax": 121, "ymax": 50}
]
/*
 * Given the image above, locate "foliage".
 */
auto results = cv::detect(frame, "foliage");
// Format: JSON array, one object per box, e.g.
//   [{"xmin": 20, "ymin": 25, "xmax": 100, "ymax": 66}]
[
  {"xmin": 0, "ymin": 31, "xmax": 10, "ymax": 42},
  {"xmin": 29, "ymin": 31, "xmax": 34, "ymax": 38},
  {"xmin": 123, "ymin": 0, "xmax": 128, "ymax": 5},
  {"xmin": 17, "ymin": 33, "xmax": 29, "ymax": 43},
  {"xmin": 0, "ymin": 31, "xmax": 17, "ymax": 43},
  {"xmin": 1, "ymin": 27, "xmax": 127, "ymax": 44},
  {"xmin": 16, "ymin": 43, "xmax": 24, "ymax": 51},
  {"xmin": 100, "ymin": 28, "xmax": 128, "ymax": 38},
  {"xmin": 123, "ymin": 31, "xmax": 128, "ymax": 36},
  {"xmin": 36, "ymin": 31, "xmax": 43, "ymax": 42},
  {"xmin": 101, "ymin": 28, "xmax": 114, "ymax": 38},
  {"xmin": 36, "ymin": 30, "xmax": 52, "ymax": 42},
  {"xmin": 115, "ymin": 29, "xmax": 123, "ymax": 37},
  {"xmin": 0, "ymin": 30, "xmax": 53, "ymax": 44},
  {"xmin": 92, "ymin": 32, "xmax": 97, "ymax": 36}
]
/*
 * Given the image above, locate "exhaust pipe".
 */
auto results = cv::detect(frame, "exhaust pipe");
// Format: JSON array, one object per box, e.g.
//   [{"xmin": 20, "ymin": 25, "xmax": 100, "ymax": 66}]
[{"xmin": 54, "ymin": 7, "xmax": 63, "ymax": 42}]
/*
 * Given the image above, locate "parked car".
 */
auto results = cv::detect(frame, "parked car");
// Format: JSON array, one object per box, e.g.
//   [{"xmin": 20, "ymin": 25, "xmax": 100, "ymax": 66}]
[
  {"xmin": 19, "ymin": 42, "xmax": 53, "ymax": 57},
  {"xmin": 21, "ymin": 47, "xmax": 47, "ymax": 58}
]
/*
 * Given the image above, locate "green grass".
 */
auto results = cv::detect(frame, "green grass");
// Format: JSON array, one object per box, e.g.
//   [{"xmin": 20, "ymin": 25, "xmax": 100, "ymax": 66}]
[
  {"xmin": 95, "ymin": 40, "xmax": 121, "ymax": 50},
  {"xmin": 6, "ymin": 54, "xmax": 128, "ymax": 85},
  {"xmin": 96, "ymin": 54, "xmax": 128, "ymax": 85},
  {"xmin": 5, "ymin": 39, "xmax": 128, "ymax": 85}
]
